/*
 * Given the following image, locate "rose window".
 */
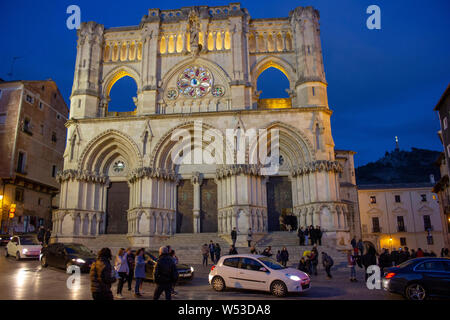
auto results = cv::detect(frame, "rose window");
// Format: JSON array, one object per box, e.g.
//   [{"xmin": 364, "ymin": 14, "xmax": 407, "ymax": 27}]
[
  {"xmin": 177, "ymin": 66, "xmax": 213, "ymax": 98},
  {"xmin": 113, "ymin": 160, "xmax": 125, "ymax": 173}
]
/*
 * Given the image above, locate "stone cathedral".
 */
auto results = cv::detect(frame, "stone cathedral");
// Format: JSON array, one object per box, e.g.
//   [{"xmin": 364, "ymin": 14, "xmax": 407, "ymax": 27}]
[{"xmin": 54, "ymin": 3, "xmax": 359, "ymax": 248}]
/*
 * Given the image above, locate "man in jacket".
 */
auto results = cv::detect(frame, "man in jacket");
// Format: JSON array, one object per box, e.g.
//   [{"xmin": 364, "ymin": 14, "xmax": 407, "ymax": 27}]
[
  {"xmin": 37, "ymin": 226, "xmax": 45, "ymax": 245},
  {"xmin": 44, "ymin": 228, "xmax": 51, "ymax": 245},
  {"xmin": 208, "ymin": 241, "xmax": 215, "ymax": 263},
  {"xmin": 90, "ymin": 248, "xmax": 116, "ymax": 300},
  {"xmin": 316, "ymin": 226, "xmax": 323, "ymax": 246},
  {"xmin": 297, "ymin": 227, "xmax": 305, "ymax": 246},
  {"xmin": 378, "ymin": 248, "xmax": 392, "ymax": 273},
  {"xmin": 322, "ymin": 252, "xmax": 334, "ymax": 279},
  {"xmin": 231, "ymin": 227, "xmax": 237, "ymax": 246},
  {"xmin": 361, "ymin": 246, "xmax": 377, "ymax": 281},
  {"xmin": 153, "ymin": 246, "xmax": 178, "ymax": 300}
]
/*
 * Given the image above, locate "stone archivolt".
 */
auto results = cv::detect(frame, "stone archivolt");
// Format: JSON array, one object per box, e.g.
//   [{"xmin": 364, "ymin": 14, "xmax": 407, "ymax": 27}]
[{"xmin": 56, "ymin": 169, "xmax": 109, "ymax": 184}]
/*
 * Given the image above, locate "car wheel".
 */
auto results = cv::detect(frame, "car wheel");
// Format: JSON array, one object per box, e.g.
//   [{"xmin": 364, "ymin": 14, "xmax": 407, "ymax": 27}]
[
  {"xmin": 41, "ymin": 255, "xmax": 48, "ymax": 267},
  {"xmin": 4, "ymin": 248, "xmax": 9, "ymax": 257},
  {"xmin": 405, "ymin": 283, "xmax": 427, "ymax": 301},
  {"xmin": 211, "ymin": 276, "xmax": 226, "ymax": 292},
  {"xmin": 15, "ymin": 251, "xmax": 21, "ymax": 261},
  {"xmin": 271, "ymin": 280, "xmax": 288, "ymax": 297}
]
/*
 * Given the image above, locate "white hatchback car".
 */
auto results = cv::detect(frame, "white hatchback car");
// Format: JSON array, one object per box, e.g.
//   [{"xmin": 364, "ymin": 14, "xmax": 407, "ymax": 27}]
[
  {"xmin": 209, "ymin": 254, "xmax": 311, "ymax": 297},
  {"xmin": 5, "ymin": 235, "xmax": 42, "ymax": 260}
]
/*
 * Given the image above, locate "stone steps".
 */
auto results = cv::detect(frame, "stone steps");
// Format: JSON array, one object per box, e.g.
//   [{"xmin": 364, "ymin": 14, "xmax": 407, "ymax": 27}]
[{"xmin": 81, "ymin": 232, "xmax": 348, "ymax": 266}]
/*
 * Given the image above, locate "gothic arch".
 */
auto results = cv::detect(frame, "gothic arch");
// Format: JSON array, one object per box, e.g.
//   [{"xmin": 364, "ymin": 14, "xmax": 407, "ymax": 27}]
[
  {"xmin": 248, "ymin": 121, "xmax": 315, "ymax": 169},
  {"xmin": 250, "ymin": 56, "xmax": 296, "ymax": 91},
  {"xmin": 150, "ymin": 121, "xmax": 234, "ymax": 170},
  {"xmin": 79, "ymin": 129, "xmax": 143, "ymax": 173},
  {"xmin": 102, "ymin": 65, "xmax": 141, "ymax": 99}
]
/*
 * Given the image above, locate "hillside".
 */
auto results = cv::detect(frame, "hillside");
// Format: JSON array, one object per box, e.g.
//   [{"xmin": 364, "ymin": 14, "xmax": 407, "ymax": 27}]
[{"xmin": 356, "ymin": 148, "xmax": 441, "ymax": 185}]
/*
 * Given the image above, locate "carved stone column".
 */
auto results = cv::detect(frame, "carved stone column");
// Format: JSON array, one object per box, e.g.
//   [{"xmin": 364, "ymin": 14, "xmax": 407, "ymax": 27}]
[
  {"xmin": 313, "ymin": 205, "xmax": 321, "ymax": 227},
  {"xmin": 191, "ymin": 172, "xmax": 203, "ymax": 233}
]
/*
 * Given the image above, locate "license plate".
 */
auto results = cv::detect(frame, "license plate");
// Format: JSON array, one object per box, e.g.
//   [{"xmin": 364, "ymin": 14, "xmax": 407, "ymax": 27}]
[{"xmin": 180, "ymin": 273, "xmax": 190, "ymax": 277}]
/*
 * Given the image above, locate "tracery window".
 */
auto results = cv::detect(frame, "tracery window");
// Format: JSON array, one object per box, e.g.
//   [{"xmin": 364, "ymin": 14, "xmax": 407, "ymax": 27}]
[{"xmin": 177, "ymin": 66, "xmax": 213, "ymax": 98}]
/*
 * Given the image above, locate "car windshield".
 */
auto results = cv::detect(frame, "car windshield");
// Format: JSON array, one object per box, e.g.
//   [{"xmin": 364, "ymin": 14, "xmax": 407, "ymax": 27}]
[
  {"xmin": 258, "ymin": 257, "xmax": 286, "ymax": 270},
  {"xmin": 65, "ymin": 244, "xmax": 92, "ymax": 255},
  {"xmin": 397, "ymin": 259, "xmax": 416, "ymax": 269},
  {"xmin": 20, "ymin": 237, "xmax": 40, "ymax": 245}
]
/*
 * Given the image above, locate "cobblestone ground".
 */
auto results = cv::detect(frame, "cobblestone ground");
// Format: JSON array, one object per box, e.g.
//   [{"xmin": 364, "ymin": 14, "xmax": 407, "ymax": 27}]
[{"xmin": 0, "ymin": 254, "xmax": 402, "ymax": 300}]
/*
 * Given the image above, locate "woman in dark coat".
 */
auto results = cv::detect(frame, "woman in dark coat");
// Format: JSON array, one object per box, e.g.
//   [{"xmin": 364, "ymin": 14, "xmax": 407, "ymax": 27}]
[
  {"xmin": 90, "ymin": 248, "xmax": 116, "ymax": 300},
  {"xmin": 280, "ymin": 247, "xmax": 289, "ymax": 267}
]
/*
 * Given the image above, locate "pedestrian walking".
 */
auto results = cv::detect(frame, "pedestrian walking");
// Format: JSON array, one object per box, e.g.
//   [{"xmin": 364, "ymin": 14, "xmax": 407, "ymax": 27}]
[
  {"xmin": 37, "ymin": 226, "xmax": 45, "ymax": 245},
  {"xmin": 304, "ymin": 227, "xmax": 309, "ymax": 246},
  {"xmin": 44, "ymin": 228, "xmax": 51, "ymax": 245},
  {"xmin": 153, "ymin": 246, "xmax": 178, "ymax": 300},
  {"xmin": 250, "ymin": 246, "xmax": 258, "ymax": 254},
  {"xmin": 201, "ymin": 244, "xmax": 209, "ymax": 267},
  {"xmin": 310, "ymin": 247, "xmax": 318, "ymax": 276},
  {"xmin": 350, "ymin": 237, "xmax": 356, "ymax": 249},
  {"xmin": 228, "ymin": 245, "xmax": 238, "ymax": 255},
  {"xmin": 410, "ymin": 249, "xmax": 416, "ymax": 258},
  {"xmin": 378, "ymin": 248, "xmax": 392, "ymax": 274},
  {"xmin": 276, "ymin": 250, "xmax": 281, "ymax": 262},
  {"xmin": 347, "ymin": 250, "xmax": 357, "ymax": 282},
  {"xmin": 297, "ymin": 227, "xmax": 305, "ymax": 246},
  {"xmin": 322, "ymin": 252, "xmax": 334, "ymax": 279},
  {"xmin": 361, "ymin": 246, "xmax": 377, "ymax": 281},
  {"xmin": 391, "ymin": 248, "xmax": 400, "ymax": 265},
  {"xmin": 357, "ymin": 239, "xmax": 364, "ymax": 255},
  {"xmin": 214, "ymin": 243, "xmax": 221, "ymax": 263},
  {"xmin": 126, "ymin": 247, "xmax": 135, "ymax": 291},
  {"xmin": 416, "ymin": 248, "xmax": 424, "ymax": 257},
  {"xmin": 247, "ymin": 228, "xmax": 253, "ymax": 247},
  {"xmin": 114, "ymin": 248, "xmax": 129, "ymax": 299},
  {"xmin": 280, "ymin": 247, "xmax": 289, "ymax": 267},
  {"xmin": 169, "ymin": 249, "xmax": 179, "ymax": 295},
  {"xmin": 317, "ymin": 226, "xmax": 323, "ymax": 246},
  {"xmin": 209, "ymin": 241, "xmax": 215, "ymax": 263},
  {"xmin": 231, "ymin": 227, "xmax": 237, "ymax": 246},
  {"xmin": 134, "ymin": 248, "xmax": 146, "ymax": 297},
  {"xmin": 90, "ymin": 248, "xmax": 116, "ymax": 300},
  {"xmin": 309, "ymin": 226, "xmax": 316, "ymax": 245}
]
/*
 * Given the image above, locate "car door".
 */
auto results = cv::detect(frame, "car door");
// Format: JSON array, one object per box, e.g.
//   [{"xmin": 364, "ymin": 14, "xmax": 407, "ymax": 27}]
[
  {"xmin": 440, "ymin": 260, "xmax": 450, "ymax": 296},
  {"xmin": 44, "ymin": 244, "xmax": 56, "ymax": 265},
  {"xmin": 221, "ymin": 257, "xmax": 240, "ymax": 288},
  {"xmin": 236, "ymin": 257, "xmax": 269, "ymax": 291},
  {"xmin": 9, "ymin": 237, "xmax": 19, "ymax": 256},
  {"xmin": 416, "ymin": 260, "xmax": 449, "ymax": 296}
]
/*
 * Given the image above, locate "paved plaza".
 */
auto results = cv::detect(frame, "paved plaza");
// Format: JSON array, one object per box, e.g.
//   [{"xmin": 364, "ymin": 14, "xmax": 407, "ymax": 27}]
[{"xmin": 0, "ymin": 254, "xmax": 402, "ymax": 300}]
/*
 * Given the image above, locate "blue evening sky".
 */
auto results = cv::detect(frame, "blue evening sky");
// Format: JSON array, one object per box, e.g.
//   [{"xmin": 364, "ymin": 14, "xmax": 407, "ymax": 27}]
[{"xmin": 1, "ymin": 0, "xmax": 449, "ymax": 166}]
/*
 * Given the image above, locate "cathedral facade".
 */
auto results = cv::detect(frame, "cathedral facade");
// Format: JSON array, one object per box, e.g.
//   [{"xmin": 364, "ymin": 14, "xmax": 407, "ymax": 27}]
[{"xmin": 55, "ymin": 3, "xmax": 356, "ymax": 248}]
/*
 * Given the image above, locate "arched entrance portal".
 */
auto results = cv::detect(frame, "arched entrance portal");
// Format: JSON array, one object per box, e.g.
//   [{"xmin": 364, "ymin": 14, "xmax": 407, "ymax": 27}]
[
  {"xmin": 105, "ymin": 181, "xmax": 129, "ymax": 234},
  {"xmin": 266, "ymin": 176, "xmax": 293, "ymax": 231}
]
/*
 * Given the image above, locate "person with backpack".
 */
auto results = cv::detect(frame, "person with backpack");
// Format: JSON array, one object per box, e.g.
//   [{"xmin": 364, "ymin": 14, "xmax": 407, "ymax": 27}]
[
  {"xmin": 322, "ymin": 252, "xmax": 334, "ymax": 279},
  {"xmin": 347, "ymin": 250, "xmax": 357, "ymax": 282}
]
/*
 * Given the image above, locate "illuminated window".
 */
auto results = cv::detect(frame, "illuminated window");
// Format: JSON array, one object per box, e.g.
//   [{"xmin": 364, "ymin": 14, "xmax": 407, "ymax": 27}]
[
  {"xmin": 177, "ymin": 66, "xmax": 213, "ymax": 98},
  {"xmin": 370, "ymin": 196, "xmax": 376, "ymax": 204}
]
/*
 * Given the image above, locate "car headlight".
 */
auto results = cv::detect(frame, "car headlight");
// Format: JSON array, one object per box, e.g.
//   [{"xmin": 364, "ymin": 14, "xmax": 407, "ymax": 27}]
[
  {"xmin": 190, "ymin": 267, "xmax": 194, "ymax": 273},
  {"xmin": 73, "ymin": 258, "xmax": 86, "ymax": 264},
  {"xmin": 22, "ymin": 248, "xmax": 28, "ymax": 254},
  {"xmin": 286, "ymin": 274, "xmax": 301, "ymax": 281}
]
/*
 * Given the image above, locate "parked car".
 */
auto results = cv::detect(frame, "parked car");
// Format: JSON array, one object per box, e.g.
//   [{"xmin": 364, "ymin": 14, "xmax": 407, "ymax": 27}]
[
  {"xmin": 0, "ymin": 234, "xmax": 11, "ymax": 246},
  {"xmin": 209, "ymin": 254, "xmax": 311, "ymax": 297},
  {"xmin": 5, "ymin": 235, "xmax": 41, "ymax": 260},
  {"xmin": 142, "ymin": 250, "xmax": 194, "ymax": 282},
  {"xmin": 40, "ymin": 243, "xmax": 96, "ymax": 273},
  {"xmin": 382, "ymin": 257, "xmax": 450, "ymax": 300}
]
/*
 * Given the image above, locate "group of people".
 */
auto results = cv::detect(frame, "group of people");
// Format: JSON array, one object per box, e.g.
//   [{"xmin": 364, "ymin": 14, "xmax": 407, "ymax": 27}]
[
  {"xmin": 297, "ymin": 246, "xmax": 334, "ymax": 279},
  {"xmin": 37, "ymin": 226, "xmax": 52, "ymax": 246},
  {"xmin": 90, "ymin": 245, "xmax": 179, "ymax": 300},
  {"xmin": 297, "ymin": 226, "xmax": 323, "ymax": 246},
  {"xmin": 201, "ymin": 241, "xmax": 222, "ymax": 266}
]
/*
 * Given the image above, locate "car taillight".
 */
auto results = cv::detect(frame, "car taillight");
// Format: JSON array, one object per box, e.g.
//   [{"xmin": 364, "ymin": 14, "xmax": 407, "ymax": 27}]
[
  {"xmin": 385, "ymin": 272, "xmax": 396, "ymax": 279},
  {"xmin": 211, "ymin": 265, "xmax": 215, "ymax": 271}
]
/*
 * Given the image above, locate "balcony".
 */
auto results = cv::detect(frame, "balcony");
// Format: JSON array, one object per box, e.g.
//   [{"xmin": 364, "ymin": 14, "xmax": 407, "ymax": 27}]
[
  {"xmin": 397, "ymin": 226, "xmax": 406, "ymax": 232},
  {"xmin": 424, "ymin": 226, "xmax": 434, "ymax": 232},
  {"xmin": 372, "ymin": 227, "xmax": 382, "ymax": 233},
  {"xmin": 258, "ymin": 98, "xmax": 292, "ymax": 109}
]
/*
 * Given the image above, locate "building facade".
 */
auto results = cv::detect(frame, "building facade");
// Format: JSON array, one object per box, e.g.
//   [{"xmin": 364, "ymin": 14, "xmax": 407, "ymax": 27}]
[
  {"xmin": 0, "ymin": 80, "xmax": 68, "ymax": 233},
  {"xmin": 433, "ymin": 84, "xmax": 450, "ymax": 249},
  {"xmin": 55, "ymin": 4, "xmax": 356, "ymax": 248},
  {"xmin": 358, "ymin": 183, "xmax": 445, "ymax": 254}
]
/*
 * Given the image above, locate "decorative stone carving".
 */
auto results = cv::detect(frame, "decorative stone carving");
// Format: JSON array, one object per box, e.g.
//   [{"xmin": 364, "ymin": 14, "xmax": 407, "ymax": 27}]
[{"xmin": 290, "ymin": 160, "xmax": 343, "ymax": 177}]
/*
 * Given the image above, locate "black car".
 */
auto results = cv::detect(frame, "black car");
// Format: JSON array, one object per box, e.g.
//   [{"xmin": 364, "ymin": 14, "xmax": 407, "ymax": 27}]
[
  {"xmin": 0, "ymin": 234, "xmax": 11, "ymax": 246},
  {"xmin": 40, "ymin": 243, "xmax": 96, "ymax": 273},
  {"xmin": 382, "ymin": 257, "xmax": 450, "ymax": 300},
  {"xmin": 141, "ymin": 251, "xmax": 194, "ymax": 282}
]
